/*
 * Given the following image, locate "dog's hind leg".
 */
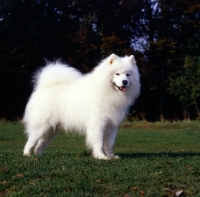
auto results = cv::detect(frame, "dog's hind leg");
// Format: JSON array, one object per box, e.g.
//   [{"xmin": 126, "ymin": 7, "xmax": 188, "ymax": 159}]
[
  {"xmin": 23, "ymin": 132, "xmax": 43, "ymax": 156},
  {"xmin": 23, "ymin": 125, "xmax": 51, "ymax": 156},
  {"xmin": 34, "ymin": 128, "xmax": 60, "ymax": 155}
]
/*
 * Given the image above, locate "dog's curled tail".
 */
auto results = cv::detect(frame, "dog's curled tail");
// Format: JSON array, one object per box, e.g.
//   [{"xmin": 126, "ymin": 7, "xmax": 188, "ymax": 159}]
[{"xmin": 33, "ymin": 61, "xmax": 82, "ymax": 91}]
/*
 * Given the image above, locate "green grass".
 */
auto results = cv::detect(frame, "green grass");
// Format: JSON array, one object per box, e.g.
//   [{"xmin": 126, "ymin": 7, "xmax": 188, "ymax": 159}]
[{"xmin": 0, "ymin": 121, "xmax": 200, "ymax": 196}]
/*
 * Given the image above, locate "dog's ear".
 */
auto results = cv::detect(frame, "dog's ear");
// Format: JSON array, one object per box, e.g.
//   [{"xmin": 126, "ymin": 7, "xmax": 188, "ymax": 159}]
[
  {"xmin": 109, "ymin": 54, "xmax": 117, "ymax": 64},
  {"xmin": 129, "ymin": 55, "xmax": 136, "ymax": 65}
]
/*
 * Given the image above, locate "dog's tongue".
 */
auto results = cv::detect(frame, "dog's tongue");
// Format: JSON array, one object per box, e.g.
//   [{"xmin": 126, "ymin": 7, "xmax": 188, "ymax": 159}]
[{"xmin": 119, "ymin": 86, "xmax": 126, "ymax": 91}]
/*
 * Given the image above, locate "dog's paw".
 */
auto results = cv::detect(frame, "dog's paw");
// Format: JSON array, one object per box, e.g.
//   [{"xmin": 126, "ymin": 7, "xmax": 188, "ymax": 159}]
[
  {"xmin": 105, "ymin": 152, "xmax": 121, "ymax": 159},
  {"xmin": 92, "ymin": 154, "xmax": 110, "ymax": 160},
  {"xmin": 23, "ymin": 153, "xmax": 31, "ymax": 157},
  {"xmin": 113, "ymin": 155, "xmax": 121, "ymax": 159},
  {"xmin": 108, "ymin": 155, "xmax": 121, "ymax": 159}
]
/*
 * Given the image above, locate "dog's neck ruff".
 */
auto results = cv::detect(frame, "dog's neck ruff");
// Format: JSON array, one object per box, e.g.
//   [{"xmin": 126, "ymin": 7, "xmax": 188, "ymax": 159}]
[{"xmin": 113, "ymin": 83, "xmax": 127, "ymax": 91}]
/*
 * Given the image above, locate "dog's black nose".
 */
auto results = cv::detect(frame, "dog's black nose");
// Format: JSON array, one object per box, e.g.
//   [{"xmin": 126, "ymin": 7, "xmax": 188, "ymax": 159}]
[{"xmin": 122, "ymin": 80, "xmax": 128, "ymax": 85}]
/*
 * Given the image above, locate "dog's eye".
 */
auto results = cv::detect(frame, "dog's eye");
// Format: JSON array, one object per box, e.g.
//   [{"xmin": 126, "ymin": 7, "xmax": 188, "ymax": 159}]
[
  {"xmin": 116, "ymin": 73, "xmax": 120, "ymax": 76},
  {"xmin": 126, "ymin": 74, "xmax": 130, "ymax": 76}
]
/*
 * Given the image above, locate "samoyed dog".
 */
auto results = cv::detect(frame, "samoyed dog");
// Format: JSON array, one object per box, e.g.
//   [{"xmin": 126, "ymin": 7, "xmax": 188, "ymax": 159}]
[{"xmin": 23, "ymin": 54, "xmax": 140, "ymax": 159}]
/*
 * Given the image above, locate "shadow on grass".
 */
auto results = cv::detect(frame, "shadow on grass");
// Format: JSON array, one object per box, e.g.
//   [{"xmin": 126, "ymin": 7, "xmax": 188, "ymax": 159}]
[
  {"xmin": 47, "ymin": 150, "xmax": 200, "ymax": 159},
  {"xmin": 119, "ymin": 152, "xmax": 200, "ymax": 159},
  {"xmin": 47, "ymin": 151, "xmax": 200, "ymax": 159},
  {"xmin": 2, "ymin": 150, "xmax": 199, "ymax": 159}
]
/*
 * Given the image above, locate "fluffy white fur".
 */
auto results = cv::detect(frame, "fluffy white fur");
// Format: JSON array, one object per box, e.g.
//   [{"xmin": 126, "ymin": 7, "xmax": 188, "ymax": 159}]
[{"xmin": 23, "ymin": 54, "xmax": 140, "ymax": 159}]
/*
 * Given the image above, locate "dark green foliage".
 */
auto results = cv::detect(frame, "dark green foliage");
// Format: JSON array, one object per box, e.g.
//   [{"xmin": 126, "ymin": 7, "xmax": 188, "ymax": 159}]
[
  {"xmin": 0, "ymin": 0, "xmax": 200, "ymax": 120},
  {"xmin": 169, "ymin": 56, "xmax": 200, "ymax": 119},
  {"xmin": 141, "ymin": 0, "xmax": 200, "ymax": 120}
]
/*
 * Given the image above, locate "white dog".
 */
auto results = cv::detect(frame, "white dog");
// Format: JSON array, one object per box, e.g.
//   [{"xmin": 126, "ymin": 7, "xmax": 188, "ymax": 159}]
[{"xmin": 23, "ymin": 54, "xmax": 140, "ymax": 159}]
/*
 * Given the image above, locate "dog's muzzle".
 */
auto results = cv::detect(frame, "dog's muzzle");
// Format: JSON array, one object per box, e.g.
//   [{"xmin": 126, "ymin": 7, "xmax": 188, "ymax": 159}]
[{"xmin": 113, "ymin": 83, "xmax": 127, "ymax": 91}]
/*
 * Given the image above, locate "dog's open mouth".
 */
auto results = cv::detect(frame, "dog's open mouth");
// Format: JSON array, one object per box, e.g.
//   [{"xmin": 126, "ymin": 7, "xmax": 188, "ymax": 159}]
[{"xmin": 114, "ymin": 83, "xmax": 127, "ymax": 91}]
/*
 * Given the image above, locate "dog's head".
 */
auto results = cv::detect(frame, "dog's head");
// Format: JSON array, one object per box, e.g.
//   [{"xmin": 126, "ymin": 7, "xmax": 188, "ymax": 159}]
[
  {"xmin": 113, "ymin": 72, "xmax": 130, "ymax": 91},
  {"xmin": 107, "ymin": 54, "xmax": 138, "ymax": 92}
]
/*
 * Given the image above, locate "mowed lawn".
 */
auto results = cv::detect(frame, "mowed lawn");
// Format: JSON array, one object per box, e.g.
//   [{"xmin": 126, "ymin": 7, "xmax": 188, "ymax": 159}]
[{"xmin": 0, "ymin": 121, "xmax": 200, "ymax": 197}]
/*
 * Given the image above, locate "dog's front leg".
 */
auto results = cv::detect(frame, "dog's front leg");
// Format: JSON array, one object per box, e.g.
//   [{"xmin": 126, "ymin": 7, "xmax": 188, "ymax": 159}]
[
  {"xmin": 86, "ymin": 123, "xmax": 109, "ymax": 160},
  {"xmin": 103, "ymin": 126, "xmax": 120, "ymax": 159}
]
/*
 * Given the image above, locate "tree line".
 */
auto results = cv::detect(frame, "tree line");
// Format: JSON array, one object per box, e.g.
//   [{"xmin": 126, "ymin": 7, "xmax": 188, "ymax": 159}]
[{"xmin": 0, "ymin": 0, "xmax": 200, "ymax": 121}]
